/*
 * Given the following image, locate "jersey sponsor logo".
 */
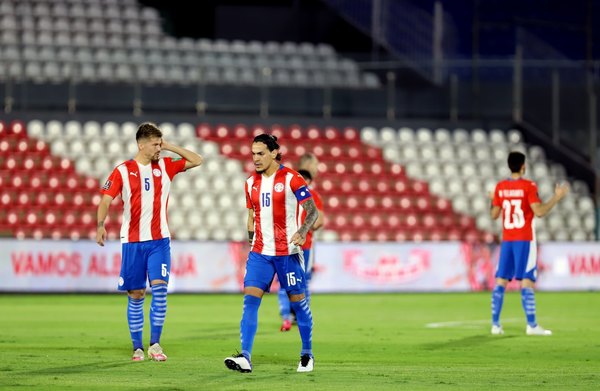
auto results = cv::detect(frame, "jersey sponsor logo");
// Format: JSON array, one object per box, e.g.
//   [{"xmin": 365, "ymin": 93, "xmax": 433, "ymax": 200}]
[
  {"xmin": 153, "ymin": 168, "xmax": 162, "ymax": 177},
  {"xmin": 274, "ymin": 183, "xmax": 284, "ymax": 192},
  {"xmin": 102, "ymin": 180, "xmax": 112, "ymax": 190}
]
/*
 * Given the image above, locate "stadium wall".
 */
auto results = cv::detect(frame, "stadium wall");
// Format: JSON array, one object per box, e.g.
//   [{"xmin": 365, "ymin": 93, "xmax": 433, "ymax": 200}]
[{"xmin": 1, "ymin": 239, "xmax": 599, "ymax": 293}]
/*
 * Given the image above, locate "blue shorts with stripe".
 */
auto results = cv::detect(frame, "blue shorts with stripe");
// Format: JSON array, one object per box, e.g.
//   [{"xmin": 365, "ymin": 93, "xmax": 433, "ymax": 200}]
[
  {"xmin": 119, "ymin": 238, "xmax": 171, "ymax": 291},
  {"xmin": 244, "ymin": 251, "xmax": 307, "ymax": 295},
  {"xmin": 495, "ymin": 240, "xmax": 537, "ymax": 282}
]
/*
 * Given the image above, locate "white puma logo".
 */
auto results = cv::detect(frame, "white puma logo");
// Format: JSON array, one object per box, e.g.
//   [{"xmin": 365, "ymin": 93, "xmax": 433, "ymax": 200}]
[
  {"xmin": 252, "ymin": 186, "xmax": 258, "ymax": 191},
  {"xmin": 130, "ymin": 172, "xmax": 138, "ymax": 177}
]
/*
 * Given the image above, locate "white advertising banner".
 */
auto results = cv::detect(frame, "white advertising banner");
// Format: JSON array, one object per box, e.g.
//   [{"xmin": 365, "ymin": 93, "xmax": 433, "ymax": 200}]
[
  {"xmin": 536, "ymin": 243, "xmax": 600, "ymax": 290},
  {"xmin": 0, "ymin": 239, "xmax": 599, "ymax": 292},
  {"xmin": 0, "ymin": 239, "xmax": 247, "ymax": 293},
  {"xmin": 310, "ymin": 242, "xmax": 471, "ymax": 292}
]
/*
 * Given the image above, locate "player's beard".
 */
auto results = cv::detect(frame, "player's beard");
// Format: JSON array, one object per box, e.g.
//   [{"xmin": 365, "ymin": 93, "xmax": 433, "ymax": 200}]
[{"xmin": 151, "ymin": 152, "xmax": 160, "ymax": 161}]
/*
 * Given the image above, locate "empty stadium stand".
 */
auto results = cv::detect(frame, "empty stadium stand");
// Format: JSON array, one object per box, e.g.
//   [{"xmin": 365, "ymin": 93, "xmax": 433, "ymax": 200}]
[{"xmin": 0, "ymin": 0, "xmax": 379, "ymax": 88}]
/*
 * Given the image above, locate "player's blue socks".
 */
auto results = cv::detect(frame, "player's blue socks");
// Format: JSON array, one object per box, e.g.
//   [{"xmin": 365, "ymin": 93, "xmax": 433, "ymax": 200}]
[
  {"xmin": 150, "ymin": 283, "xmax": 168, "ymax": 345},
  {"xmin": 127, "ymin": 296, "xmax": 144, "ymax": 350},
  {"xmin": 290, "ymin": 298, "xmax": 313, "ymax": 357},
  {"xmin": 521, "ymin": 287, "xmax": 537, "ymax": 327},
  {"xmin": 278, "ymin": 288, "xmax": 292, "ymax": 321},
  {"xmin": 491, "ymin": 285, "xmax": 505, "ymax": 326},
  {"xmin": 240, "ymin": 295, "xmax": 262, "ymax": 360}
]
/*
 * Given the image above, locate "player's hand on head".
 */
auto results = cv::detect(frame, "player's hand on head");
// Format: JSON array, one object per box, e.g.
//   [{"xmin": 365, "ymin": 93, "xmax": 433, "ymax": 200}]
[{"xmin": 555, "ymin": 182, "xmax": 570, "ymax": 198}]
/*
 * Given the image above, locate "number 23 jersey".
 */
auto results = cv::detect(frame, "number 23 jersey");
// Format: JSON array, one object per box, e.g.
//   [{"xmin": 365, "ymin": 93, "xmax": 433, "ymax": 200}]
[{"xmin": 492, "ymin": 178, "xmax": 541, "ymax": 241}]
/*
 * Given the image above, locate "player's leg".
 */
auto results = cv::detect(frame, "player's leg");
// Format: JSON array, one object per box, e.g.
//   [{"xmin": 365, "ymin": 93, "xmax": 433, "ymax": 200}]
[
  {"xmin": 120, "ymin": 242, "xmax": 148, "ymax": 360},
  {"xmin": 225, "ymin": 252, "xmax": 274, "ymax": 372},
  {"xmin": 303, "ymin": 249, "xmax": 313, "ymax": 306},
  {"xmin": 276, "ymin": 253, "xmax": 314, "ymax": 372},
  {"xmin": 491, "ymin": 241, "xmax": 514, "ymax": 334},
  {"xmin": 277, "ymin": 278, "xmax": 292, "ymax": 331},
  {"xmin": 146, "ymin": 238, "xmax": 171, "ymax": 361},
  {"xmin": 515, "ymin": 242, "xmax": 551, "ymax": 335}
]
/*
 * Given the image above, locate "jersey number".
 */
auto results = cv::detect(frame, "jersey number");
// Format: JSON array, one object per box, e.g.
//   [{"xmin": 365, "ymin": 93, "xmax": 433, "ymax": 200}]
[
  {"xmin": 286, "ymin": 272, "xmax": 296, "ymax": 286},
  {"xmin": 144, "ymin": 178, "xmax": 150, "ymax": 191},
  {"xmin": 261, "ymin": 192, "xmax": 271, "ymax": 207},
  {"xmin": 502, "ymin": 199, "xmax": 525, "ymax": 229}
]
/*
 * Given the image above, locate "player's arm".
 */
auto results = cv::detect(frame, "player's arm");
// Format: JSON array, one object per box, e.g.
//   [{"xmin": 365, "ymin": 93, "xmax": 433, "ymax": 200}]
[
  {"xmin": 489, "ymin": 189, "xmax": 501, "ymax": 220},
  {"xmin": 312, "ymin": 207, "xmax": 324, "ymax": 231},
  {"xmin": 530, "ymin": 183, "xmax": 570, "ymax": 217},
  {"xmin": 247, "ymin": 208, "xmax": 254, "ymax": 245},
  {"xmin": 490, "ymin": 205, "xmax": 501, "ymax": 220},
  {"xmin": 161, "ymin": 140, "xmax": 203, "ymax": 170},
  {"xmin": 96, "ymin": 194, "xmax": 114, "ymax": 246},
  {"xmin": 291, "ymin": 198, "xmax": 318, "ymax": 246}
]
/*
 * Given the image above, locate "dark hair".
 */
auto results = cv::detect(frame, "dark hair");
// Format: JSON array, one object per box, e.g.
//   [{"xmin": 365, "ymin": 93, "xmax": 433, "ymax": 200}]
[
  {"xmin": 297, "ymin": 169, "xmax": 313, "ymax": 181},
  {"xmin": 136, "ymin": 122, "xmax": 162, "ymax": 141},
  {"xmin": 253, "ymin": 133, "xmax": 282, "ymax": 161},
  {"xmin": 507, "ymin": 151, "xmax": 526, "ymax": 173}
]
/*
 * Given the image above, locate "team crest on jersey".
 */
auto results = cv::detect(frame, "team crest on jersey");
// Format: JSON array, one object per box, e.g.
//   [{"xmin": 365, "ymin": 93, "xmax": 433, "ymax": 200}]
[
  {"xmin": 153, "ymin": 168, "xmax": 162, "ymax": 177},
  {"xmin": 274, "ymin": 183, "xmax": 284, "ymax": 192},
  {"xmin": 102, "ymin": 179, "xmax": 112, "ymax": 190}
]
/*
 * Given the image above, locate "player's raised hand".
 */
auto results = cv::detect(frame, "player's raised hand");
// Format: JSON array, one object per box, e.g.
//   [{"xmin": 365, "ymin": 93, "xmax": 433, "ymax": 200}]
[
  {"xmin": 160, "ymin": 139, "xmax": 172, "ymax": 151},
  {"xmin": 290, "ymin": 232, "xmax": 306, "ymax": 247},
  {"xmin": 555, "ymin": 182, "xmax": 570, "ymax": 199},
  {"xmin": 96, "ymin": 226, "xmax": 107, "ymax": 246}
]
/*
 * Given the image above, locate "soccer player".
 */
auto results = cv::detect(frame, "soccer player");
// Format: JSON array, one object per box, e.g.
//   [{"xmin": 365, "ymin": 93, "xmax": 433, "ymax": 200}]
[
  {"xmin": 490, "ymin": 151, "xmax": 568, "ymax": 336},
  {"xmin": 96, "ymin": 122, "xmax": 203, "ymax": 361},
  {"xmin": 278, "ymin": 167, "xmax": 324, "ymax": 332},
  {"xmin": 224, "ymin": 134, "xmax": 319, "ymax": 373}
]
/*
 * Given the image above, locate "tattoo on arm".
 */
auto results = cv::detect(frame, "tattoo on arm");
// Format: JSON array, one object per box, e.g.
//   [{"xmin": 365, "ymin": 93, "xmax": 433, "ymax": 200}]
[{"xmin": 298, "ymin": 199, "xmax": 318, "ymax": 236}]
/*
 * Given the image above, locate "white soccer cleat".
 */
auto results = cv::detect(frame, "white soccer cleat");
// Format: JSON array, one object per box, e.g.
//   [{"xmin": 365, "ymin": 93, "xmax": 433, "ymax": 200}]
[
  {"xmin": 491, "ymin": 325, "xmax": 504, "ymax": 335},
  {"xmin": 131, "ymin": 348, "xmax": 145, "ymax": 361},
  {"xmin": 297, "ymin": 354, "xmax": 314, "ymax": 372},
  {"xmin": 526, "ymin": 325, "xmax": 552, "ymax": 336},
  {"xmin": 148, "ymin": 343, "xmax": 168, "ymax": 361},
  {"xmin": 224, "ymin": 353, "xmax": 252, "ymax": 373}
]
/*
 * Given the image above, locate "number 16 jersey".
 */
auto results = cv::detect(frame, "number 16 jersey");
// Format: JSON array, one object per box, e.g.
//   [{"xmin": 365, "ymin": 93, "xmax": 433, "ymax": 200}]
[{"xmin": 492, "ymin": 178, "xmax": 541, "ymax": 241}]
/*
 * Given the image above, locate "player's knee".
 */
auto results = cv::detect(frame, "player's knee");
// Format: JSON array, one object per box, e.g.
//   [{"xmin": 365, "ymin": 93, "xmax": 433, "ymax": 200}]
[
  {"xmin": 150, "ymin": 279, "xmax": 168, "ymax": 286},
  {"xmin": 289, "ymin": 293, "xmax": 305, "ymax": 302},
  {"xmin": 128, "ymin": 289, "xmax": 145, "ymax": 299},
  {"xmin": 244, "ymin": 286, "xmax": 265, "ymax": 298}
]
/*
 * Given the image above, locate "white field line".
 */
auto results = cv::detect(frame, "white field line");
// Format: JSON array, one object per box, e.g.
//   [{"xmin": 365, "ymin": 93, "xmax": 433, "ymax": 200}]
[{"xmin": 425, "ymin": 318, "xmax": 522, "ymax": 329}]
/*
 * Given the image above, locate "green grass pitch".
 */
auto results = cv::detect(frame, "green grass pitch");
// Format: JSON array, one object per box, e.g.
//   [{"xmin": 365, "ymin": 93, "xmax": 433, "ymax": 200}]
[{"xmin": 1, "ymin": 292, "xmax": 599, "ymax": 390}]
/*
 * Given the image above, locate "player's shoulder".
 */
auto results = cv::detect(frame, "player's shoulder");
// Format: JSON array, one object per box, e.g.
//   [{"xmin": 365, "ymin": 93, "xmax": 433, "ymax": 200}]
[{"xmin": 519, "ymin": 177, "xmax": 538, "ymax": 188}]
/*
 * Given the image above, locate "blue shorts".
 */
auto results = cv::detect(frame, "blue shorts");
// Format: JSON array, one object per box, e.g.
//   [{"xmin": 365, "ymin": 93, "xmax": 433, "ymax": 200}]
[
  {"xmin": 245, "ymin": 251, "xmax": 307, "ymax": 295},
  {"xmin": 119, "ymin": 238, "xmax": 171, "ymax": 291},
  {"xmin": 495, "ymin": 241, "xmax": 537, "ymax": 282}
]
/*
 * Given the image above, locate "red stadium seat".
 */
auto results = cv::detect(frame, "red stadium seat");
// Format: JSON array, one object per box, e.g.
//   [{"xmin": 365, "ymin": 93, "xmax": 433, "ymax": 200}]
[
  {"xmin": 215, "ymin": 125, "xmax": 230, "ymax": 139},
  {"xmin": 233, "ymin": 124, "xmax": 249, "ymax": 139},
  {"xmin": 196, "ymin": 123, "xmax": 212, "ymax": 139}
]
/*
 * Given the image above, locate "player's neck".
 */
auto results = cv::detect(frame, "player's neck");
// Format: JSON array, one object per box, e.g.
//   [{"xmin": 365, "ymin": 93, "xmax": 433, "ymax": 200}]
[
  {"xmin": 510, "ymin": 173, "xmax": 522, "ymax": 179},
  {"xmin": 134, "ymin": 153, "xmax": 152, "ymax": 166},
  {"xmin": 262, "ymin": 162, "xmax": 279, "ymax": 177}
]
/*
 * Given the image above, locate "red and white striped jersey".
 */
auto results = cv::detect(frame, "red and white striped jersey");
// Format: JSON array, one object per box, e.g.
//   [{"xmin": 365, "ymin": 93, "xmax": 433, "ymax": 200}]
[
  {"xmin": 246, "ymin": 165, "xmax": 312, "ymax": 256},
  {"xmin": 101, "ymin": 157, "xmax": 186, "ymax": 243}
]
